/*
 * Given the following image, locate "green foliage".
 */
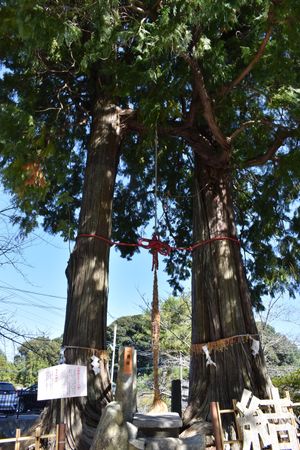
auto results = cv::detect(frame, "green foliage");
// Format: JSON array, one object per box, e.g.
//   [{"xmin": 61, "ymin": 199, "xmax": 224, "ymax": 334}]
[
  {"xmin": 107, "ymin": 313, "xmax": 152, "ymax": 375},
  {"xmin": 107, "ymin": 295, "xmax": 191, "ymax": 375},
  {"xmin": 257, "ymin": 322, "xmax": 300, "ymax": 375},
  {"xmin": 14, "ymin": 336, "xmax": 62, "ymax": 386},
  {"xmin": 272, "ymin": 370, "xmax": 300, "ymax": 410},
  {"xmin": 160, "ymin": 294, "xmax": 191, "ymax": 353},
  {"xmin": 0, "ymin": 0, "xmax": 300, "ymax": 306},
  {"xmin": 0, "ymin": 350, "xmax": 16, "ymax": 383}
]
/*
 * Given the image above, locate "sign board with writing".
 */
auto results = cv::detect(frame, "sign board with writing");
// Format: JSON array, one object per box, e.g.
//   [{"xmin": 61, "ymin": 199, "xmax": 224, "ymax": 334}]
[{"xmin": 38, "ymin": 364, "xmax": 87, "ymax": 400}]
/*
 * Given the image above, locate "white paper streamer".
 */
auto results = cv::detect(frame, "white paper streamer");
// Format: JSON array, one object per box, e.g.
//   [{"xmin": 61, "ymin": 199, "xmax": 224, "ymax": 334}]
[
  {"xmin": 202, "ymin": 344, "xmax": 216, "ymax": 367},
  {"xmin": 250, "ymin": 337, "xmax": 260, "ymax": 356},
  {"xmin": 91, "ymin": 355, "xmax": 101, "ymax": 375},
  {"xmin": 59, "ymin": 346, "xmax": 66, "ymax": 364}
]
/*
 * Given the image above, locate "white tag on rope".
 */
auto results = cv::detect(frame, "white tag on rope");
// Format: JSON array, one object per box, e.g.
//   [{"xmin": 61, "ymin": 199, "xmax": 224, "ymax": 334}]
[
  {"xmin": 250, "ymin": 337, "xmax": 260, "ymax": 356},
  {"xmin": 202, "ymin": 345, "xmax": 216, "ymax": 367}
]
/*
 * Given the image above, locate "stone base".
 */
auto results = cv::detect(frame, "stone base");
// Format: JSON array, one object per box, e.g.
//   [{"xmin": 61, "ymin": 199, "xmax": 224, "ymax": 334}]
[
  {"xmin": 129, "ymin": 435, "xmax": 205, "ymax": 450},
  {"xmin": 133, "ymin": 412, "xmax": 183, "ymax": 438}
]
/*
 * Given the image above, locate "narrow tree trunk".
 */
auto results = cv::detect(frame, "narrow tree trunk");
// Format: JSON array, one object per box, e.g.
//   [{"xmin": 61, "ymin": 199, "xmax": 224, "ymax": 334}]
[
  {"xmin": 55, "ymin": 99, "xmax": 120, "ymax": 449},
  {"xmin": 184, "ymin": 156, "xmax": 272, "ymax": 424}
]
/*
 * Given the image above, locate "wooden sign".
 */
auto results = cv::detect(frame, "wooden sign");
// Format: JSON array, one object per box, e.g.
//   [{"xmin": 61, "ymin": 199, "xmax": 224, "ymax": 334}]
[
  {"xmin": 211, "ymin": 388, "xmax": 300, "ymax": 450},
  {"xmin": 38, "ymin": 364, "xmax": 87, "ymax": 400},
  {"xmin": 123, "ymin": 347, "xmax": 133, "ymax": 375}
]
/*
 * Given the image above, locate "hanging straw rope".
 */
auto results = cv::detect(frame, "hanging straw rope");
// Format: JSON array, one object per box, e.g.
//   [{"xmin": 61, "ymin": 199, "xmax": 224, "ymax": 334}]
[
  {"xmin": 148, "ymin": 128, "xmax": 168, "ymax": 414},
  {"xmin": 154, "ymin": 128, "xmax": 158, "ymax": 233}
]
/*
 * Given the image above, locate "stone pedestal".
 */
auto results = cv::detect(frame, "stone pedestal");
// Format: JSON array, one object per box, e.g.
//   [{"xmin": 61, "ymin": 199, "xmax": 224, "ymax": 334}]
[{"xmin": 133, "ymin": 412, "xmax": 183, "ymax": 438}]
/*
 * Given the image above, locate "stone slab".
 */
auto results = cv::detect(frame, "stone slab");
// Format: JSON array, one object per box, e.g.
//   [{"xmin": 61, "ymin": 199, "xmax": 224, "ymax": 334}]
[
  {"xmin": 138, "ymin": 427, "xmax": 180, "ymax": 438},
  {"xmin": 133, "ymin": 413, "xmax": 183, "ymax": 429}
]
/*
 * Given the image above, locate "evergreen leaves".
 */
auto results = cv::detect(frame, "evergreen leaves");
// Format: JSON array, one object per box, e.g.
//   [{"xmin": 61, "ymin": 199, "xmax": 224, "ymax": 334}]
[{"xmin": 0, "ymin": 0, "xmax": 299, "ymax": 306}]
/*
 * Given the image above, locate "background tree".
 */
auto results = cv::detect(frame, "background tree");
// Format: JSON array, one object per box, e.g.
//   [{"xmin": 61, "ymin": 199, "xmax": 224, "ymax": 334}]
[
  {"xmin": 0, "ymin": 350, "xmax": 15, "ymax": 383},
  {"xmin": 257, "ymin": 322, "xmax": 300, "ymax": 377},
  {"xmin": 107, "ymin": 294, "xmax": 191, "ymax": 376},
  {"xmin": 107, "ymin": 295, "xmax": 191, "ymax": 411},
  {"xmin": 14, "ymin": 336, "xmax": 62, "ymax": 386},
  {"xmin": 0, "ymin": 204, "xmax": 26, "ymax": 269},
  {"xmin": 0, "ymin": 335, "xmax": 62, "ymax": 386},
  {"xmin": 107, "ymin": 314, "xmax": 152, "ymax": 377},
  {"xmin": 273, "ymin": 369, "xmax": 300, "ymax": 414}
]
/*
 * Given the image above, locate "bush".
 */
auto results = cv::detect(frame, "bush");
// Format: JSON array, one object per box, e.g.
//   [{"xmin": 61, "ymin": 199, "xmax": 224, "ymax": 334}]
[{"xmin": 272, "ymin": 369, "xmax": 300, "ymax": 414}]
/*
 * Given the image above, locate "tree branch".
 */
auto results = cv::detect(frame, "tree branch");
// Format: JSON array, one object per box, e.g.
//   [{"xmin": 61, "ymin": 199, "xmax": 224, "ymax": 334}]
[
  {"xmin": 181, "ymin": 53, "xmax": 229, "ymax": 150},
  {"xmin": 121, "ymin": 108, "xmax": 230, "ymax": 168},
  {"xmin": 184, "ymin": 90, "xmax": 199, "ymax": 127},
  {"xmin": 244, "ymin": 129, "xmax": 297, "ymax": 167},
  {"xmin": 221, "ymin": 27, "xmax": 272, "ymax": 97},
  {"xmin": 166, "ymin": 126, "xmax": 229, "ymax": 168},
  {"xmin": 228, "ymin": 118, "xmax": 273, "ymax": 143}
]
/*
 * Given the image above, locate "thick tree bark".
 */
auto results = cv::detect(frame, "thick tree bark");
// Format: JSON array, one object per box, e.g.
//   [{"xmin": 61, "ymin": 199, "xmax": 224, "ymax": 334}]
[
  {"xmin": 40, "ymin": 99, "xmax": 121, "ymax": 449},
  {"xmin": 184, "ymin": 155, "xmax": 272, "ymax": 424}
]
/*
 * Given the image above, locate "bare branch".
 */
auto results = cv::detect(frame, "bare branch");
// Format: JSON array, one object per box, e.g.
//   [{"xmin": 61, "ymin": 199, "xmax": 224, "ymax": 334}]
[
  {"xmin": 229, "ymin": 120, "xmax": 258, "ymax": 142},
  {"xmin": 228, "ymin": 118, "xmax": 273, "ymax": 143},
  {"xmin": 181, "ymin": 53, "xmax": 229, "ymax": 150},
  {"xmin": 36, "ymin": 50, "xmax": 75, "ymax": 75},
  {"xmin": 126, "ymin": 4, "xmax": 147, "ymax": 15}
]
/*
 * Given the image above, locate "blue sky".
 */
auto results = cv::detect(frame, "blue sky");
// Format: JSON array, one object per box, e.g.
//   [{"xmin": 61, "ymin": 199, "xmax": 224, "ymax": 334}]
[{"xmin": 0, "ymin": 191, "xmax": 175, "ymax": 359}]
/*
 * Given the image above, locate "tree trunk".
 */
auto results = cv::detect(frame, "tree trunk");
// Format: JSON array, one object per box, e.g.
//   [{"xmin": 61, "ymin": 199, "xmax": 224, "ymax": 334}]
[
  {"xmin": 184, "ymin": 155, "xmax": 272, "ymax": 424},
  {"xmin": 44, "ymin": 99, "xmax": 121, "ymax": 449}
]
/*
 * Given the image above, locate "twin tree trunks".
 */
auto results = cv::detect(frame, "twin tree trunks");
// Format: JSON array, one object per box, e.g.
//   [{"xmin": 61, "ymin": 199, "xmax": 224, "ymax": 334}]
[{"xmin": 44, "ymin": 99, "xmax": 271, "ymax": 449}]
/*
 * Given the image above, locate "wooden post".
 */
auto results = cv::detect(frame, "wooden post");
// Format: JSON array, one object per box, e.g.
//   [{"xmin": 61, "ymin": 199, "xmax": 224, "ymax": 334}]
[
  {"xmin": 179, "ymin": 352, "xmax": 183, "ymax": 381},
  {"xmin": 35, "ymin": 426, "xmax": 41, "ymax": 450},
  {"xmin": 110, "ymin": 323, "xmax": 117, "ymax": 385},
  {"xmin": 55, "ymin": 424, "xmax": 59, "ymax": 450},
  {"xmin": 171, "ymin": 379, "xmax": 182, "ymax": 417},
  {"xmin": 123, "ymin": 347, "xmax": 133, "ymax": 375},
  {"xmin": 14, "ymin": 429, "xmax": 21, "ymax": 450},
  {"xmin": 210, "ymin": 401, "xmax": 224, "ymax": 450},
  {"xmin": 284, "ymin": 390, "xmax": 297, "ymax": 428},
  {"xmin": 232, "ymin": 399, "xmax": 243, "ymax": 442},
  {"xmin": 57, "ymin": 397, "xmax": 65, "ymax": 449},
  {"xmin": 115, "ymin": 346, "xmax": 137, "ymax": 421},
  {"xmin": 56, "ymin": 423, "xmax": 66, "ymax": 450}
]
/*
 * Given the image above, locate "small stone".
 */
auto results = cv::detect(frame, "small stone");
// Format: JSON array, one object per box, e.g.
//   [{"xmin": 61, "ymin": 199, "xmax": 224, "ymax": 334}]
[
  {"xmin": 129, "ymin": 438, "xmax": 146, "ymax": 449},
  {"xmin": 127, "ymin": 421, "xmax": 138, "ymax": 440},
  {"xmin": 180, "ymin": 419, "xmax": 212, "ymax": 437}
]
